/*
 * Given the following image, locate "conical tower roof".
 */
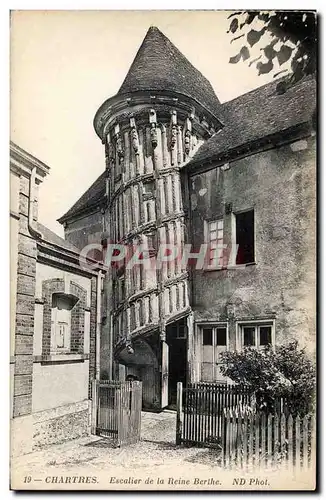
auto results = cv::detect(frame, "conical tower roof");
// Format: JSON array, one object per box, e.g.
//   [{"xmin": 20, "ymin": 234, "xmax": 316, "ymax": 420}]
[{"xmin": 118, "ymin": 26, "xmax": 220, "ymax": 117}]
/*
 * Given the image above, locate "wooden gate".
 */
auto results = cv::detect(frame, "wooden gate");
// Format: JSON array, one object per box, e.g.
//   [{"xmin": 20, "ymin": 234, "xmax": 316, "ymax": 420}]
[
  {"xmin": 91, "ymin": 380, "xmax": 142, "ymax": 447},
  {"xmin": 176, "ymin": 382, "xmax": 254, "ymax": 447}
]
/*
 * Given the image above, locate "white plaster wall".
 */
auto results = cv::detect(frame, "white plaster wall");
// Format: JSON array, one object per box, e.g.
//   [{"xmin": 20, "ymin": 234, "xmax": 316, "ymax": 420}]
[{"xmin": 32, "ymin": 361, "xmax": 89, "ymax": 412}]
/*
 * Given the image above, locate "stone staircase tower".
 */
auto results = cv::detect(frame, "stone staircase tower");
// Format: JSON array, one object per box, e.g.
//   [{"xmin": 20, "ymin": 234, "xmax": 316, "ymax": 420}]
[{"xmin": 93, "ymin": 26, "xmax": 222, "ymax": 409}]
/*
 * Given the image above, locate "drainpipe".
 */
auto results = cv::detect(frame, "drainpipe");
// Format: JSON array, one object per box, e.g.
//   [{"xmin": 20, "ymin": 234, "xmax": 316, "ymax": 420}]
[
  {"xmin": 28, "ymin": 167, "xmax": 43, "ymax": 239},
  {"xmin": 95, "ymin": 270, "xmax": 102, "ymax": 380}
]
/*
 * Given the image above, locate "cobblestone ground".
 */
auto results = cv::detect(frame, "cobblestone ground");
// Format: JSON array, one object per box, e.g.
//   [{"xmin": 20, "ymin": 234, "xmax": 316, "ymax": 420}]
[
  {"xmin": 12, "ymin": 411, "xmax": 221, "ymax": 477},
  {"xmin": 11, "ymin": 411, "xmax": 310, "ymax": 490}
]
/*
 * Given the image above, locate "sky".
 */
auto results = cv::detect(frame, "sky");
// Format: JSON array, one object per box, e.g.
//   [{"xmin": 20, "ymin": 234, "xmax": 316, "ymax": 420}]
[{"xmin": 10, "ymin": 10, "xmax": 278, "ymax": 236}]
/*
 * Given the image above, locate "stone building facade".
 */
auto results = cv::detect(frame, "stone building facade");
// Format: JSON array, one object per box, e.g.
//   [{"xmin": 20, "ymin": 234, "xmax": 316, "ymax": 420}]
[
  {"xmin": 59, "ymin": 27, "xmax": 316, "ymax": 410},
  {"xmin": 10, "ymin": 142, "xmax": 101, "ymax": 455}
]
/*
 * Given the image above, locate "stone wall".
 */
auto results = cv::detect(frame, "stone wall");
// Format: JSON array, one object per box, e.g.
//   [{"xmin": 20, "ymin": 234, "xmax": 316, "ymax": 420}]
[
  {"xmin": 13, "ymin": 174, "xmax": 37, "ymax": 418},
  {"xmin": 32, "ymin": 400, "xmax": 90, "ymax": 450},
  {"xmin": 188, "ymin": 136, "xmax": 316, "ymax": 354},
  {"xmin": 64, "ymin": 210, "xmax": 104, "ymax": 251}
]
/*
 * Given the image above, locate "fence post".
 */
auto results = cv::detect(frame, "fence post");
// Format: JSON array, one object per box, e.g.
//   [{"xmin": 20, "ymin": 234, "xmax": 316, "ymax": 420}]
[
  {"xmin": 176, "ymin": 382, "xmax": 183, "ymax": 445},
  {"xmin": 91, "ymin": 378, "xmax": 98, "ymax": 435}
]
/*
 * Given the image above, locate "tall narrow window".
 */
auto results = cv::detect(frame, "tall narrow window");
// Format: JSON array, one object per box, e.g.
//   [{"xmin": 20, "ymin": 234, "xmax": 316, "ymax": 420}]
[
  {"xmin": 235, "ymin": 210, "xmax": 255, "ymax": 265},
  {"xmin": 207, "ymin": 219, "xmax": 224, "ymax": 267}
]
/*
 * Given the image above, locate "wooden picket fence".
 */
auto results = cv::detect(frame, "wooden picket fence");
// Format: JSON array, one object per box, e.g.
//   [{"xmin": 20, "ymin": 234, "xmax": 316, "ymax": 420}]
[
  {"xmin": 176, "ymin": 382, "xmax": 254, "ymax": 447},
  {"xmin": 91, "ymin": 380, "xmax": 142, "ymax": 447},
  {"xmin": 221, "ymin": 408, "xmax": 316, "ymax": 470}
]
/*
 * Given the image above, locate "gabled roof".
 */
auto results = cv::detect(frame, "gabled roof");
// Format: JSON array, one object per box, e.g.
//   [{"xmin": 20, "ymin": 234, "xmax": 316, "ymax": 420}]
[
  {"xmin": 188, "ymin": 76, "xmax": 316, "ymax": 168},
  {"xmin": 118, "ymin": 26, "xmax": 221, "ymax": 117},
  {"xmin": 57, "ymin": 171, "xmax": 106, "ymax": 223},
  {"xmin": 37, "ymin": 222, "xmax": 80, "ymax": 253}
]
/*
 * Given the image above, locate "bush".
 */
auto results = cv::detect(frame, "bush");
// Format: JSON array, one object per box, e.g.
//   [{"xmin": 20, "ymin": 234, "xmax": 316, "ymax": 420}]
[{"xmin": 220, "ymin": 341, "xmax": 315, "ymax": 416}]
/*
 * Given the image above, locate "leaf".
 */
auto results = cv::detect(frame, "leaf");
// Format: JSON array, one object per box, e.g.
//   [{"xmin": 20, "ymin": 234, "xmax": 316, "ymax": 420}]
[
  {"xmin": 264, "ymin": 43, "xmax": 277, "ymax": 60},
  {"xmin": 240, "ymin": 46, "xmax": 250, "ymax": 61},
  {"xmin": 247, "ymin": 28, "xmax": 265, "ymax": 47},
  {"xmin": 246, "ymin": 12, "xmax": 259, "ymax": 25},
  {"xmin": 258, "ymin": 12, "xmax": 270, "ymax": 23},
  {"xmin": 227, "ymin": 11, "xmax": 243, "ymax": 19},
  {"xmin": 257, "ymin": 59, "xmax": 274, "ymax": 75},
  {"xmin": 277, "ymin": 44, "xmax": 293, "ymax": 66},
  {"xmin": 229, "ymin": 52, "xmax": 241, "ymax": 64},
  {"xmin": 229, "ymin": 18, "xmax": 239, "ymax": 33},
  {"xmin": 231, "ymin": 33, "xmax": 245, "ymax": 44}
]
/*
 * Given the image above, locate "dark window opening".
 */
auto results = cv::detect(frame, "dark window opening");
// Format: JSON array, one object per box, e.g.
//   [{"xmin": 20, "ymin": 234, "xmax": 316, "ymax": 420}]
[
  {"xmin": 243, "ymin": 327, "xmax": 255, "ymax": 346},
  {"xmin": 236, "ymin": 210, "xmax": 255, "ymax": 265},
  {"xmin": 260, "ymin": 326, "xmax": 272, "ymax": 345},
  {"xmin": 216, "ymin": 327, "xmax": 227, "ymax": 346},
  {"xmin": 203, "ymin": 328, "xmax": 213, "ymax": 346}
]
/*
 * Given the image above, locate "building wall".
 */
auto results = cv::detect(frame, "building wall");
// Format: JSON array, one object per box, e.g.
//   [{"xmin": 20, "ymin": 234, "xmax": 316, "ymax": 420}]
[
  {"xmin": 10, "ymin": 170, "xmax": 20, "ymax": 417},
  {"xmin": 10, "ymin": 168, "xmax": 39, "ymax": 455},
  {"xmin": 64, "ymin": 210, "xmax": 104, "ymax": 251},
  {"xmin": 188, "ymin": 136, "xmax": 316, "ymax": 377},
  {"xmin": 12, "ymin": 173, "xmax": 38, "ymax": 419}
]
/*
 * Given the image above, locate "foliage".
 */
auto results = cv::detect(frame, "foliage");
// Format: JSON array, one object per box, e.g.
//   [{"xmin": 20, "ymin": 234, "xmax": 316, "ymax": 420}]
[
  {"xmin": 227, "ymin": 11, "xmax": 317, "ymax": 92},
  {"xmin": 220, "ymin": 341, "xmax": 315, "ymax": 416}
]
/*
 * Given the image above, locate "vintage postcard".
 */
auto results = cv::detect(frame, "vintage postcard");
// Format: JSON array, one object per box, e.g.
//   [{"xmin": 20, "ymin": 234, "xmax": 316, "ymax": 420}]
[{"xmin": 10, "ymin": 9, "xmax": 317, "ymax": 491}]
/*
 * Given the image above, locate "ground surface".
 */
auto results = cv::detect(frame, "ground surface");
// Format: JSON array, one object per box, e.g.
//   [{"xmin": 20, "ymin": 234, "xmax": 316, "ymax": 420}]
[
  {"xmin": 11, "ymin": 410, "xmax": 311, "ymax": 491},
  {"xmin": 12, "ymin": 411, "xmax": 220, "ymax": 475}
]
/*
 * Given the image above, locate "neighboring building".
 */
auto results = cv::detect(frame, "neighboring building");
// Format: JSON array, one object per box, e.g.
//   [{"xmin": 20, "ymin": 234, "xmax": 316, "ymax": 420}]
[
  {"xmin": 10, "ymin": 142, "xmax": 101, "ymax": 455},
  {"xmin": 58, "ymin": 27, "xmax": 316, "ymax": 411}
]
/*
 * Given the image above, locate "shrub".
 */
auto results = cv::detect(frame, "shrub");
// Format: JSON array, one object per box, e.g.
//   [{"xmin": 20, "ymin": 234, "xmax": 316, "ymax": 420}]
[{"xmin": 220, "ymin": 341, "xmax": 315, "ymax": 416}]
